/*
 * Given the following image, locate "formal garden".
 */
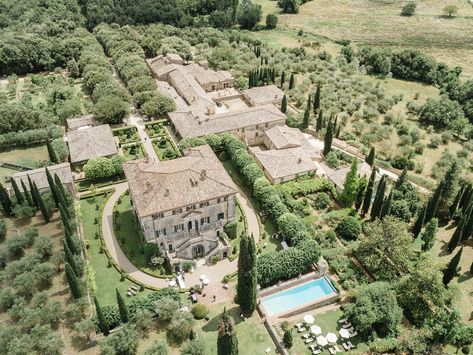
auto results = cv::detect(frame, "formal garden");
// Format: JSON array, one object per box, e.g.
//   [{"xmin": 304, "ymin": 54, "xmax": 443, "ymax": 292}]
[
  {"xmin": 122, "ymin": 142, "xmax": 145, "ymax": 160},
  {"xmin": 113, "ymin": 126, "xmax": 140, "ymax": 145},
  {"xmin": 152, "ymin": 137, "xmax": 181, "ymax": 161},
  {"xmin": 144, "ymin": 120, "xmax": 169, "ymax": 138}
]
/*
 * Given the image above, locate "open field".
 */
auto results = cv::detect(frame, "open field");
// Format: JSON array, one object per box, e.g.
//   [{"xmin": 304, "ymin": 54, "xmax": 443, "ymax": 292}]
[
  {"xmin": 0, "ymin": 145, "xmax": 49, "ymax": 183},
  {"xmin": 255, "ymin": 0, "xmax": 473, "ymax": 78}
]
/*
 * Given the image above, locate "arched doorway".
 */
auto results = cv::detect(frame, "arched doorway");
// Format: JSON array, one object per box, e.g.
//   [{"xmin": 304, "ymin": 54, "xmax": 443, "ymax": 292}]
[
  {"xmin": 188, "ymin": 220, "xmax": 193, "ymax": 231},
  {"xmin": 192, "ymin": 244, "xmax": 204, "ymax": 259}
]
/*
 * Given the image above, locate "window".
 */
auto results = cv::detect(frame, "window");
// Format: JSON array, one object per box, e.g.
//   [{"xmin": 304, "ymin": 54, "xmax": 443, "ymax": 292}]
[
  {"xmin": 256, "ymin": 124, "xmax": 259, "ymax": 130},
  {"xmin": 157, "ymin": 228, "xmax": 166, "ymax": 237},
  {"xmin": 223, "ymin": 196, "xmax": 228, "ymax": 201},
  {"xmin": 217, "ymin": 198, "xmax": 221, "ymax": 203},
  {"xmin": 200, "ymin": 217, "xmax": 210, "ymax": 225},
  {"xmin": 172, "ymin": 208, "xmax": 182, "ymax": 215},
  {"xmin": 199, "ymin": 201, "xmax": 209, "ymax": 208},
  {"xmin": 168, "ymin": 244, "xmax": 173, "ymax": 251},
  {"xmin": 153, "ymin": 212, "xmax": 164, "ymax": 220},
  {"xmin": 217, "ymin": 212, "xmax": 225, "ymax": 220},
  {"xmin": 265, "ymin": 123, "xmax": 269, "ymax": 128},
  {"xmin": 212, "ymin": 84, "xmax": 216, "ymax": 91},
  {"xmin": 224, "ymin": 83, "xmax": 229, "ymax": 89},
  {"xmin": 173, "ymin": 224, "xmax": 185, "ymax": 233}
]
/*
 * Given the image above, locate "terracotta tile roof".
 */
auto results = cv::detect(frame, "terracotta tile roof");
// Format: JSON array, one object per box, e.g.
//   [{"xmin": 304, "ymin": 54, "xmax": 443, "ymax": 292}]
[
  {"xmin": 66, "ymin": 124, "xmax": 117, "ymax": 163},
  {"xmin": 66, "ymin": 114, "xmax": 97, "ymax": 130},
  {"xmin": 264, "ymin": 125, "xmax": 307, "ymax": 150},
  {"xmin": 243, "ymin": 85, "xmax": 284, "ymax": 105},
  {"xmin": 250, "ymin": 146, "xmax": 316, "ymax": 180},
  {"xmin": 327, "ymin": 162, "xmax": 374, "ymax": 190},
  {"xmin": 123, "ymin": 145, "xmax": 238, "ymax": 218},
  {"xmin": 12, "ymin": 163, "xmax": 73, "ymax": 191}
]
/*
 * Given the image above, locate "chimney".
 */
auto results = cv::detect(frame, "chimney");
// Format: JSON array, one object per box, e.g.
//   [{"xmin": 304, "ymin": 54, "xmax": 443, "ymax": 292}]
[
  {"xmin": 297, "ymin": 157, "xmax": 302, "ymax": 164},
  {"xmin": 145, "ymin": 181, "xmax": 152, "ymax": 193},
  {"xmin": 200, "ymin": 170, "xmax": 207, "ymax": 180},
  {"xmin": 164, "ymin": 188, "xmax": 169, "ymax": 197}
]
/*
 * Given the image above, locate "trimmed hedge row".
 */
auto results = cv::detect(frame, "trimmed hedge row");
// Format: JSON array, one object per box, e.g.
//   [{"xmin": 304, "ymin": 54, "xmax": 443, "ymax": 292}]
[{"xmin": 0, "ymin": 126, "xmax": 63, "ymax": 149}]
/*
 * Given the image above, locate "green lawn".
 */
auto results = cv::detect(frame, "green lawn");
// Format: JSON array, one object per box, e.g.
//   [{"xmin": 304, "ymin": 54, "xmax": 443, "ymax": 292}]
[
  {"xmin": 122, "ymin": 142, "xmax": 145, "ymax": 160},
  {"xmin": 80, "ymin": 192, "xmax": 150, "ymax": 305},
  {"xmin": 0, "ymin": 144, "xmax": 50, "ymax": 183},
  {"xmin": 113, "ymin": 193, "xmax": 170, "ymax": 277},
  {"xmin": 145, "ymin": 120, "xmax": 169, "ymax": 138},
  {"xmin": 153, "ymin": 137, "xmax": 181, "ymax": 161},
  {"xmin": 113, "ymin": 126, "xmax": 140, "ymax": 144},
  {"xmin": 288, "ymin": 308, "xmax": 364, "ymax": 355}
]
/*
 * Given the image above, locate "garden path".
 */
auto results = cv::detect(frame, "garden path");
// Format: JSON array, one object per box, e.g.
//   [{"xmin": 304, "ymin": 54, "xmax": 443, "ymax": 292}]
[
  {"xmin": 129, "ymin": 114, "xmax": 159, "ymax": 162},
  {"xmin": 99, "ymin": 181, "xmax": 260, "ymax": 289}
]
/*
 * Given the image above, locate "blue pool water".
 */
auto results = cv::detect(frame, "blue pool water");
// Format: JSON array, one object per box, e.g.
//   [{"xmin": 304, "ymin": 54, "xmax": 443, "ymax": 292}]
[{"xmin": 260, "ymin": 277, "xmax": 337, "ymax": 316}]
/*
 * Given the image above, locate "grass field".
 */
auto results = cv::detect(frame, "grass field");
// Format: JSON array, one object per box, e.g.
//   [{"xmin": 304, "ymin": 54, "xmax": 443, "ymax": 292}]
[
  {"xmin": 80, "ymin": 192, "xmax": 150, "ymax": 305},
  {"xmin": 0, "ymin": 145, "xmax": 49, "ymax": 183},
  {"xmin": 255, "ymin": 0, "xmax": 473, "ymax": 78}
]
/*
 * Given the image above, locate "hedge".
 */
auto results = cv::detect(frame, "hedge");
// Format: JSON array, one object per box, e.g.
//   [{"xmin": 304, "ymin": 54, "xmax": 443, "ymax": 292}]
[{"xmin": 0, "ymin": 126, "xmax": 63, "ymax": 149}]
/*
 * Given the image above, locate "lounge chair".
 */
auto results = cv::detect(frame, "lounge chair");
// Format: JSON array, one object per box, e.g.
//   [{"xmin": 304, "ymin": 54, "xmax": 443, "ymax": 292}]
[
  {"xmin": 295, "ymin": 322, "xmax": 303, "ymax": 329},
  {"xmin": 328, "ymin": 347, "xmax": 336, "ymax": 355},
  {"xmin": 312, "ymin": 350, "xmax": 321, "ymax": 354},
  {"xmin": 338, "ymin": 318, "xmax": 348, "ymax": 324},
  {"xmin": 302, "ymin": 333, "xmax": 310, "ymax": 339},
  {"xmin": 334, "ymin": 345, "xmax": 342, "ymax": 353},
  {"xmin": 126, "ymin": 291, "xmax": 132, "ymax": 297},
  {"xmin": 309, "ymin": 344, "xmax": 317, "ymax": 351},
  {"xmin": 304, "ymin": 338, "xmax": 314, "ymax": 344},
  {"xmin": 347, "ymin": 341, "xmax": 355, "ymax": 348},
  {"xmin": 131, "ymin": 285, "xmax": 138, "ymax": 291},
  {"xmin": 342, "ymin": 343, "xmax": 350, "ymax": 351},
  {"xmin": 346, "ymin": 327, "xmax": 355, "ymax": 332},
  {"xmin": 342, "ymin": 323, "xmax": 353, "ymax": 329},
  {"xmin": 350, "ymin": 331, "xmax": 358, "ymax": 338}
]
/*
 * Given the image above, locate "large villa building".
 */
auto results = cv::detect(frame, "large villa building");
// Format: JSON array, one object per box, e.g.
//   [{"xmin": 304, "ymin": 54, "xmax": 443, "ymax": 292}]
[
  {"xmin": 147, "ymin": 54, "xmax": 286, "ymax": 145},
  {"xmin": 123, "ymin": 145, "xmax": 238, "ymax": 270}
]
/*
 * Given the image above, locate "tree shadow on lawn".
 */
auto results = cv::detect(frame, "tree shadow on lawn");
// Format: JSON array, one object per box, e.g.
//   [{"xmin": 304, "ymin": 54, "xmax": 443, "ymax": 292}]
[
  {"xmin": 201, "ymin": 306, "xmax": 243, "ymax": 332},
  {"xmin": 457, "ymin": 271, "xmax": 472, "ymax": 283}
]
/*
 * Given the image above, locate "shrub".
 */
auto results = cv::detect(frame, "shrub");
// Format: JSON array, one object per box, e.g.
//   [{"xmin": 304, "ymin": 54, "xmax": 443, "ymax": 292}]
[
  {"xmin": 223, "ymin": 220, "xmax": 238, "ymax": 239},
  {"xmin": 391, "ymin": 155, "xmax": 415, "ymax": 170},
  {"xmin": 401, "ymin": 2, "xmax": 416, "ymax": 16},
  {"xmin": 266, "ymin": 14, "xmax": 278, "ymax": 29},
  {"xmin": 191, "ymin": 304, "xmax": 208, "ymax": 319},
  {"xmin": 164, "ymin": 149, "xmax": 175, "ymax": 159},
  {"xmin": 335, "ymin": 216, "xmax": 361, "ymax": 240},
  {"xmin": 313, "ymin": 192, "xmax": 331, "ymax": 210},
  {"xmin": 0, "ymin": 219, "xmax": 6, "ymax": 239}
]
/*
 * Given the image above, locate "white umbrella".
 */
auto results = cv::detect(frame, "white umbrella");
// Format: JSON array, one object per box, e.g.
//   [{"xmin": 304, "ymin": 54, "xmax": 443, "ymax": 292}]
[
  {"xmin": 303, "ymin": 314, "xmax": 315, "ymax": 324},
  {"xmin": 202, "ymin": 278, "xmax": 210, "ymax": 285},
  {"xmin": 310, "ymin": 325, "xmax": 322, "ymax": 335},
  {"xmin": 199, "ymin": 274, "xmax": 207, "ymax": 281},
  {"xmin": 169, "ymin": 280, "xmax": 176, "ymax": 287},
  {"xmin": 316, "ymin": 335, "xmax": 328, "ymax": 347},
  {"xmin": 326, "ymin": 332, "xmax": 338, "ymax": 343},
  {"xmin": 339, "ymin": 328, "xmax": 350, "ymax": 339}
]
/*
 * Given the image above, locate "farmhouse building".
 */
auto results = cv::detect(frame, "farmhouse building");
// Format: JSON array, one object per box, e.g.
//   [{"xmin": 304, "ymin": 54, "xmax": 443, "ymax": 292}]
[
  {"xmin": 123, "ymin": 145, "xmax": 238, "ymax": 269},
  {"xmin": 11, "ymin": 163, "xmax": 74, "ymax": 194}
]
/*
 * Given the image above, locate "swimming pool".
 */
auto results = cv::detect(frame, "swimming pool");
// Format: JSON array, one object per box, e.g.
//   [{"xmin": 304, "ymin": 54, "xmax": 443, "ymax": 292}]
[{"xmin": 260, "ymin": 277, "xmax": 337, "ymax": 316}]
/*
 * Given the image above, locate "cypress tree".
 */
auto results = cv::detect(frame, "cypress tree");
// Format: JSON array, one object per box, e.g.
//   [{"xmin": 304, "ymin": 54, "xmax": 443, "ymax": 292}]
[
  {"xmin": 412, "ymin": 205, "xmax": 426, "ymax": 239},
  {"xmin": 281, "ymin": 94, "xmax": 287, "ymax": 113},
  {"xmin": 361, "ymin": 168, "xmax": 376, "ymax": 216},
  {"xmin": 271, "ymin": 68, "xmax": 275, "ymax": 83},
  {"xmin": 380, "ymin": 188, "xmax": 393, "ymax": 218},
  {"xmin": 459, "ymin": 183, "xmax": 472, "ymax": 209},
  {"xmin": 0, "ymin": 183, "xmax": 13, "ymax": 216},
  {"xmin": 303, "ymin": 107, "xmax": 310, "ymax": 129},
  {"xmin": 313, "ymin": 84, "xmax": 321, "ymax": 113},
  {"xmin": 443, "ymin": 247, "xmax": 463, "ymax": 286},
  {"xmin": 460, "ymin": 203, "xmax": 473, "ymax": 242},
  {"xmin": 316, "ymin": 109, "xmax": 323, "ymax": 132},
  {"xmin": 94, "ymin": 296, "xmax": 109, "ymax": 336},
  {"xmin": 438, "ymin": 161, "xmax": 460, "ymax": 216},
  {"xmin": 35, "ymin": 183, "xmax": 50, "ymax": 223},
  {"xmin": 64, "ymin": 222, "xmax": 78, "ymax": 255},
  {"xmin": 421, "ymin": 218, "xmax": 438, "ymax": 251},
  {"xmin": 425, "ymin": 182, "xmax": 444, "ymax": 223},
  {"xmin": 339, "ymin": 158, "xmax": 359, "ymax": 207},
  {"xmin": 54, "ymin": 174, "xmax": 68, "ymax": 205},
  {"xmin": 288, "ymin": 73, "xmax": 295, "ymax": 89},
  {"xmin": 336, "ymin": 125, "xmax": 341, "ymax": 138},
  {"xmin": 280, "ymin": 71, "xmax": 285, "ymax": 87},
  {"xmin": 306, "ymin": 94, "xmax": 311, "ymax": 111},
  {"xmin": 447, "ymin": 217, "xmax": 465, "ymax": 253},
  {"xmin": 10, "ymin": 178, "xmax": 24, "ymax": 205},
  {"xmin": 354, "ymin": 178, "xmax": 367, "ymax": 211},
  {"xmin": 323, "ymin": 118, "xmax": 333, "ymax": 156},
  {"xmin": 45, "ymin": 167, "xmax": 60, "ymax": 206},
  {"xmin": 65, "ymin": 262, "xmax": 82, "ymax": 299},
  {"xmin": 47, "ymin": 141, "xmax": 59, "ymax": 164},
  {"xmin": 20, "ymin": 180, "xmax": 33, "ymax": 208},
  {"xmin": 365, "ymin": 147, "xmax": 375, "ymax": 166},
  {"xmin": 395, "ymin": 168, "xmax": 408, "ymax": 190},
  {"xmin": 248, "ymin": 72, "xmax": 252, "ymax": 88},
  {"xmin": 237, "ymin": 234, "xmax": 257, "ymax": 316},
  {"xmin": 283, "ymin": 329, "xmax": 293, "ymax": 349},
  {"xmin": 231, "ymin": 0, "xmax": 238, "ymax": 24},
  {"xmin": 449, "ymin": 185, "xmax": 464, "ymax": 219},
  {"xmin": 27, "ymin": 175, "xmax": 38, "ymax": 208},
  {"xmin": 116, "ymin": 288, "xmax": 129, "ymax": 323},
  {"xmin": 370, "ymin": 175, "xmax": 386, "ymax": 220},
  {"xmin": 64, "ymin": 240, "xmax": 79, "ymax": 276},
  {"xmin": 217, "ymin": 308, "xmax": 238, "ymax": 355}
]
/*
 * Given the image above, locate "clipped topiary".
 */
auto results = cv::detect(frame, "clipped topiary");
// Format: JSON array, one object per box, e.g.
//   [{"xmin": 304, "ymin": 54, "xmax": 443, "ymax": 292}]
[
  {"xmin": 335, "ymin": 216, "xmax": 361, "ymax": 240},
  {"xmin": 191, "ymin": 303, "xmax": 208, "ymax": 319}
]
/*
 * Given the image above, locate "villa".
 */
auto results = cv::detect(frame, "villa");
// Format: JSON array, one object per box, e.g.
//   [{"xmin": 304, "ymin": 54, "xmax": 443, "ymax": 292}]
[
  {"xmin": 147, "ymin": 54, "xmax": 286, "ymax": 145},
  {"xmin": 66, "ymin": 114, "xmax": 98, "ymax": 131},
  {"xmin": 123, "ymin": 145, "xmax": 238, "ymax": 270},
  {"xmin": 249, "ymin": 125, "xmax": 319, "ymax": 184},
  {"xmin": 66, "ymin": 124, "xmax": 118, "ymax": 165}
]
